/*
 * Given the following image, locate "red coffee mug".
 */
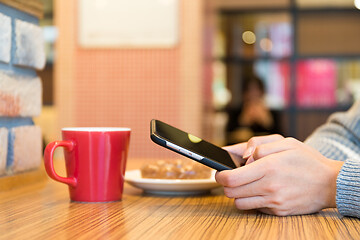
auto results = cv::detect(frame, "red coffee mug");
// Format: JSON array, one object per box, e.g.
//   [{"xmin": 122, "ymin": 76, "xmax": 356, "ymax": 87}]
[{"xmin": 44, "ymin": 127, "xmax": 131, "ymax": 202}]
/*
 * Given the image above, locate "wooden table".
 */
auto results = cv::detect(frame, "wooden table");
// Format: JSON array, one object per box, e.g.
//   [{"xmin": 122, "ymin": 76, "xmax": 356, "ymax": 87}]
[{"xmin": 1, "ymin": 158, "xmax": 360, "ymax": 239}]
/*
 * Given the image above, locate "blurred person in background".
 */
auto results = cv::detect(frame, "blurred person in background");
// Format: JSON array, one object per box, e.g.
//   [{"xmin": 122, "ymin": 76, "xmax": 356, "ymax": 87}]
[{"xmin": 226, "ymin": 74, "xmax": 280, "ymax": 145}]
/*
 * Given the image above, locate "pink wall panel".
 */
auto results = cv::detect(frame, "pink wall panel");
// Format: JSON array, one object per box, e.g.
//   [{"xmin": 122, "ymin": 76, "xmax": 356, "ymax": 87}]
[
  {"xmin": 74, "ymin": 49, "xmax": 181, "ymax": 159},
  {"xmin": 55, "ymin": 0, "xmax": 204, "ymax": 160}
]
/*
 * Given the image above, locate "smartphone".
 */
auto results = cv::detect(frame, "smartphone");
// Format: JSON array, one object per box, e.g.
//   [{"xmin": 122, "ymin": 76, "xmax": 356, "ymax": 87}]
[{"xmin": 150, "ymin": 119, "xmax": 237, "ymax": 171}]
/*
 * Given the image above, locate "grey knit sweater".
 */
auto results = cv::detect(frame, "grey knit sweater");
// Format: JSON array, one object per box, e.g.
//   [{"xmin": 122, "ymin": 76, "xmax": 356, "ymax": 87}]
[{"xmin": 305, "ymin": 100, "xmax": 360, "ymax": 218}]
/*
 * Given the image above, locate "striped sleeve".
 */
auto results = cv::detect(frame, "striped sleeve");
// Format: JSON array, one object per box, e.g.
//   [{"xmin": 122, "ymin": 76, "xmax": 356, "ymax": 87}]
[
  {"xmin": 305, "ymin": 101, "xmax": 360, "ymax": 218},
  {"xmin": 336, "ymin": 159, "xmax": 360, "ymax": 218}
]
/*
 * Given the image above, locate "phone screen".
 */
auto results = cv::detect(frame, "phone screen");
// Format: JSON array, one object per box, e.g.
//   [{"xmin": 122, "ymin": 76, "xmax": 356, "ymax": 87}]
[{"xmin": 152, "ymin": 120, "xmax": 237, "ymax": 169}]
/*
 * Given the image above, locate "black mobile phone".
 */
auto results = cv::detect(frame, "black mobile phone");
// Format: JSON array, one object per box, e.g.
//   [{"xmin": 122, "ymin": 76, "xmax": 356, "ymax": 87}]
[{"xmin": 150, "ymin": 119, "xmax": 237, "ymax": 171}]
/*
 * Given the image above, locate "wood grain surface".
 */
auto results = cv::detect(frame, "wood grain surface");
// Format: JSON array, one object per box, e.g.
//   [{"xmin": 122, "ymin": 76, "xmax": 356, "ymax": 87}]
[
  {"xmin": 0, "ymin": 167, "xmax": 47, "ymax": 191},
  {"xmin": 1, "ymin": 159, "xmax": 360, "ymax": 240}
]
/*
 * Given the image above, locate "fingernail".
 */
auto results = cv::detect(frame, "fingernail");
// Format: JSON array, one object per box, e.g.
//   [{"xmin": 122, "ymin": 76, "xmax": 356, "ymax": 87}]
[
  {"xmin": 245, "ymin": 156, "xmax": 254, "ymax": 165},
  {"xmin": 243, "ymin": 146, "xmax": 254, "ymax": 159}
]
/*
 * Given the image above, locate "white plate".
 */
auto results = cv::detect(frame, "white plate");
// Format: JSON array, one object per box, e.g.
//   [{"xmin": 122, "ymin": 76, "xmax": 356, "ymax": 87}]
[{"xmin": 125, "ymin": 169, "xmax": 221, "ymax": 195}]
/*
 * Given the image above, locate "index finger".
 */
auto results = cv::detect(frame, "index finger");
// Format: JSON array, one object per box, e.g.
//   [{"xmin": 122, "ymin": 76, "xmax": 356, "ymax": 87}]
[
  {"xmin": 247, "ymin": 134, "xmax": 284, "ymax": 149},
  {"xmin": 223, "ymin": 142, "xmax": 247, "ymax": 157},
  {"xmin": 223, "ymin": 143, "xmax": 247, "ymax": 167},
  {"xmin": 244, "ymin": 134, "xmax": 284, "ymax": 159},
  {"xmin": 215, "ymin": 159, "xmax": 267, "ymax": 187}
]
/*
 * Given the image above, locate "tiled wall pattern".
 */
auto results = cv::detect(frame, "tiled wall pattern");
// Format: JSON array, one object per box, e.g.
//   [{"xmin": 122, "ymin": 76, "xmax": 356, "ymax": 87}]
[
  {"xmin": 56, "ymin": 0, "xmax": 205, "ymax": 160},
  {"xmin": 0, "ymin": 3, "xmax": 44, "ymax": 176},
  {"xmin": 0, "ymin": 12, "xmax": 11, "ymax": 63},
  {"xmin": 14, "ymin": 19, "xmax": 45, "ymax": 69},
  {"xmin": 0, "ymin": 127, "xmax": 8, "ymax": 175},
  {"xmin": 10, "ymin": 125, "xmax": 42, "ymax": 173},
  {"xmin": 0, "ymin": 72, "xmax": 42, "ymax": 117}
]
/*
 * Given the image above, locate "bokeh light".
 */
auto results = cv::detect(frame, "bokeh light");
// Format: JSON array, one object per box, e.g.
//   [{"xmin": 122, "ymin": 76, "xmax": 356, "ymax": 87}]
[
  {"xmin": 242, "ymin": 31, "xmax": 256, "ymax": 44},
  {"xmin": 355, "ymin": 0, "xmax": 360, "ymax": 10},
  {"xmin": 260, "ymin": 38, "xmax": 273, "ymax": 52}
]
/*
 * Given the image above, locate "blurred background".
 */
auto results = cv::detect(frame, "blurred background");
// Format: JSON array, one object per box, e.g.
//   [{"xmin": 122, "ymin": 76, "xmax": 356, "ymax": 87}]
[{"xmin": 35, "ymin": 0, "xmax": 360, "ymax": 160}]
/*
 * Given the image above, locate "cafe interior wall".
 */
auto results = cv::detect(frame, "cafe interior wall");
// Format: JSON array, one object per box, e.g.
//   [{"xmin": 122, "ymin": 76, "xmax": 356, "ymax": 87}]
[{"xmin": 54, "ymin": 0, "xmax": 206, "ymax": 159}]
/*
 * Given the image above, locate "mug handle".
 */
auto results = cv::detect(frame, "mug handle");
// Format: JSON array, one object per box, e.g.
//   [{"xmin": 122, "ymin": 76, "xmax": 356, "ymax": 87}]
[{"xmin": 44, "ymin": 141, "xmax": 77, "ymax": 187}]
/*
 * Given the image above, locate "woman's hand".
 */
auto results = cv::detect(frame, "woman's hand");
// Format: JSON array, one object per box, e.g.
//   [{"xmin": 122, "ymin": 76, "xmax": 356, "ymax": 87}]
[
  {"xmin": 224, "ymin": 134, "xmax": 284, "ymax": 165},
  {"xmin": 217, "ymin": 136, "xmax": 343, "ymax": 216}
]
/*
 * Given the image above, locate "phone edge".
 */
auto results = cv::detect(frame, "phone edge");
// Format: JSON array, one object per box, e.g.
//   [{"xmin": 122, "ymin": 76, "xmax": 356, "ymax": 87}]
[{"xmin": 150, "ymin": 119, "xmax": 232, "ymax": 171}]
